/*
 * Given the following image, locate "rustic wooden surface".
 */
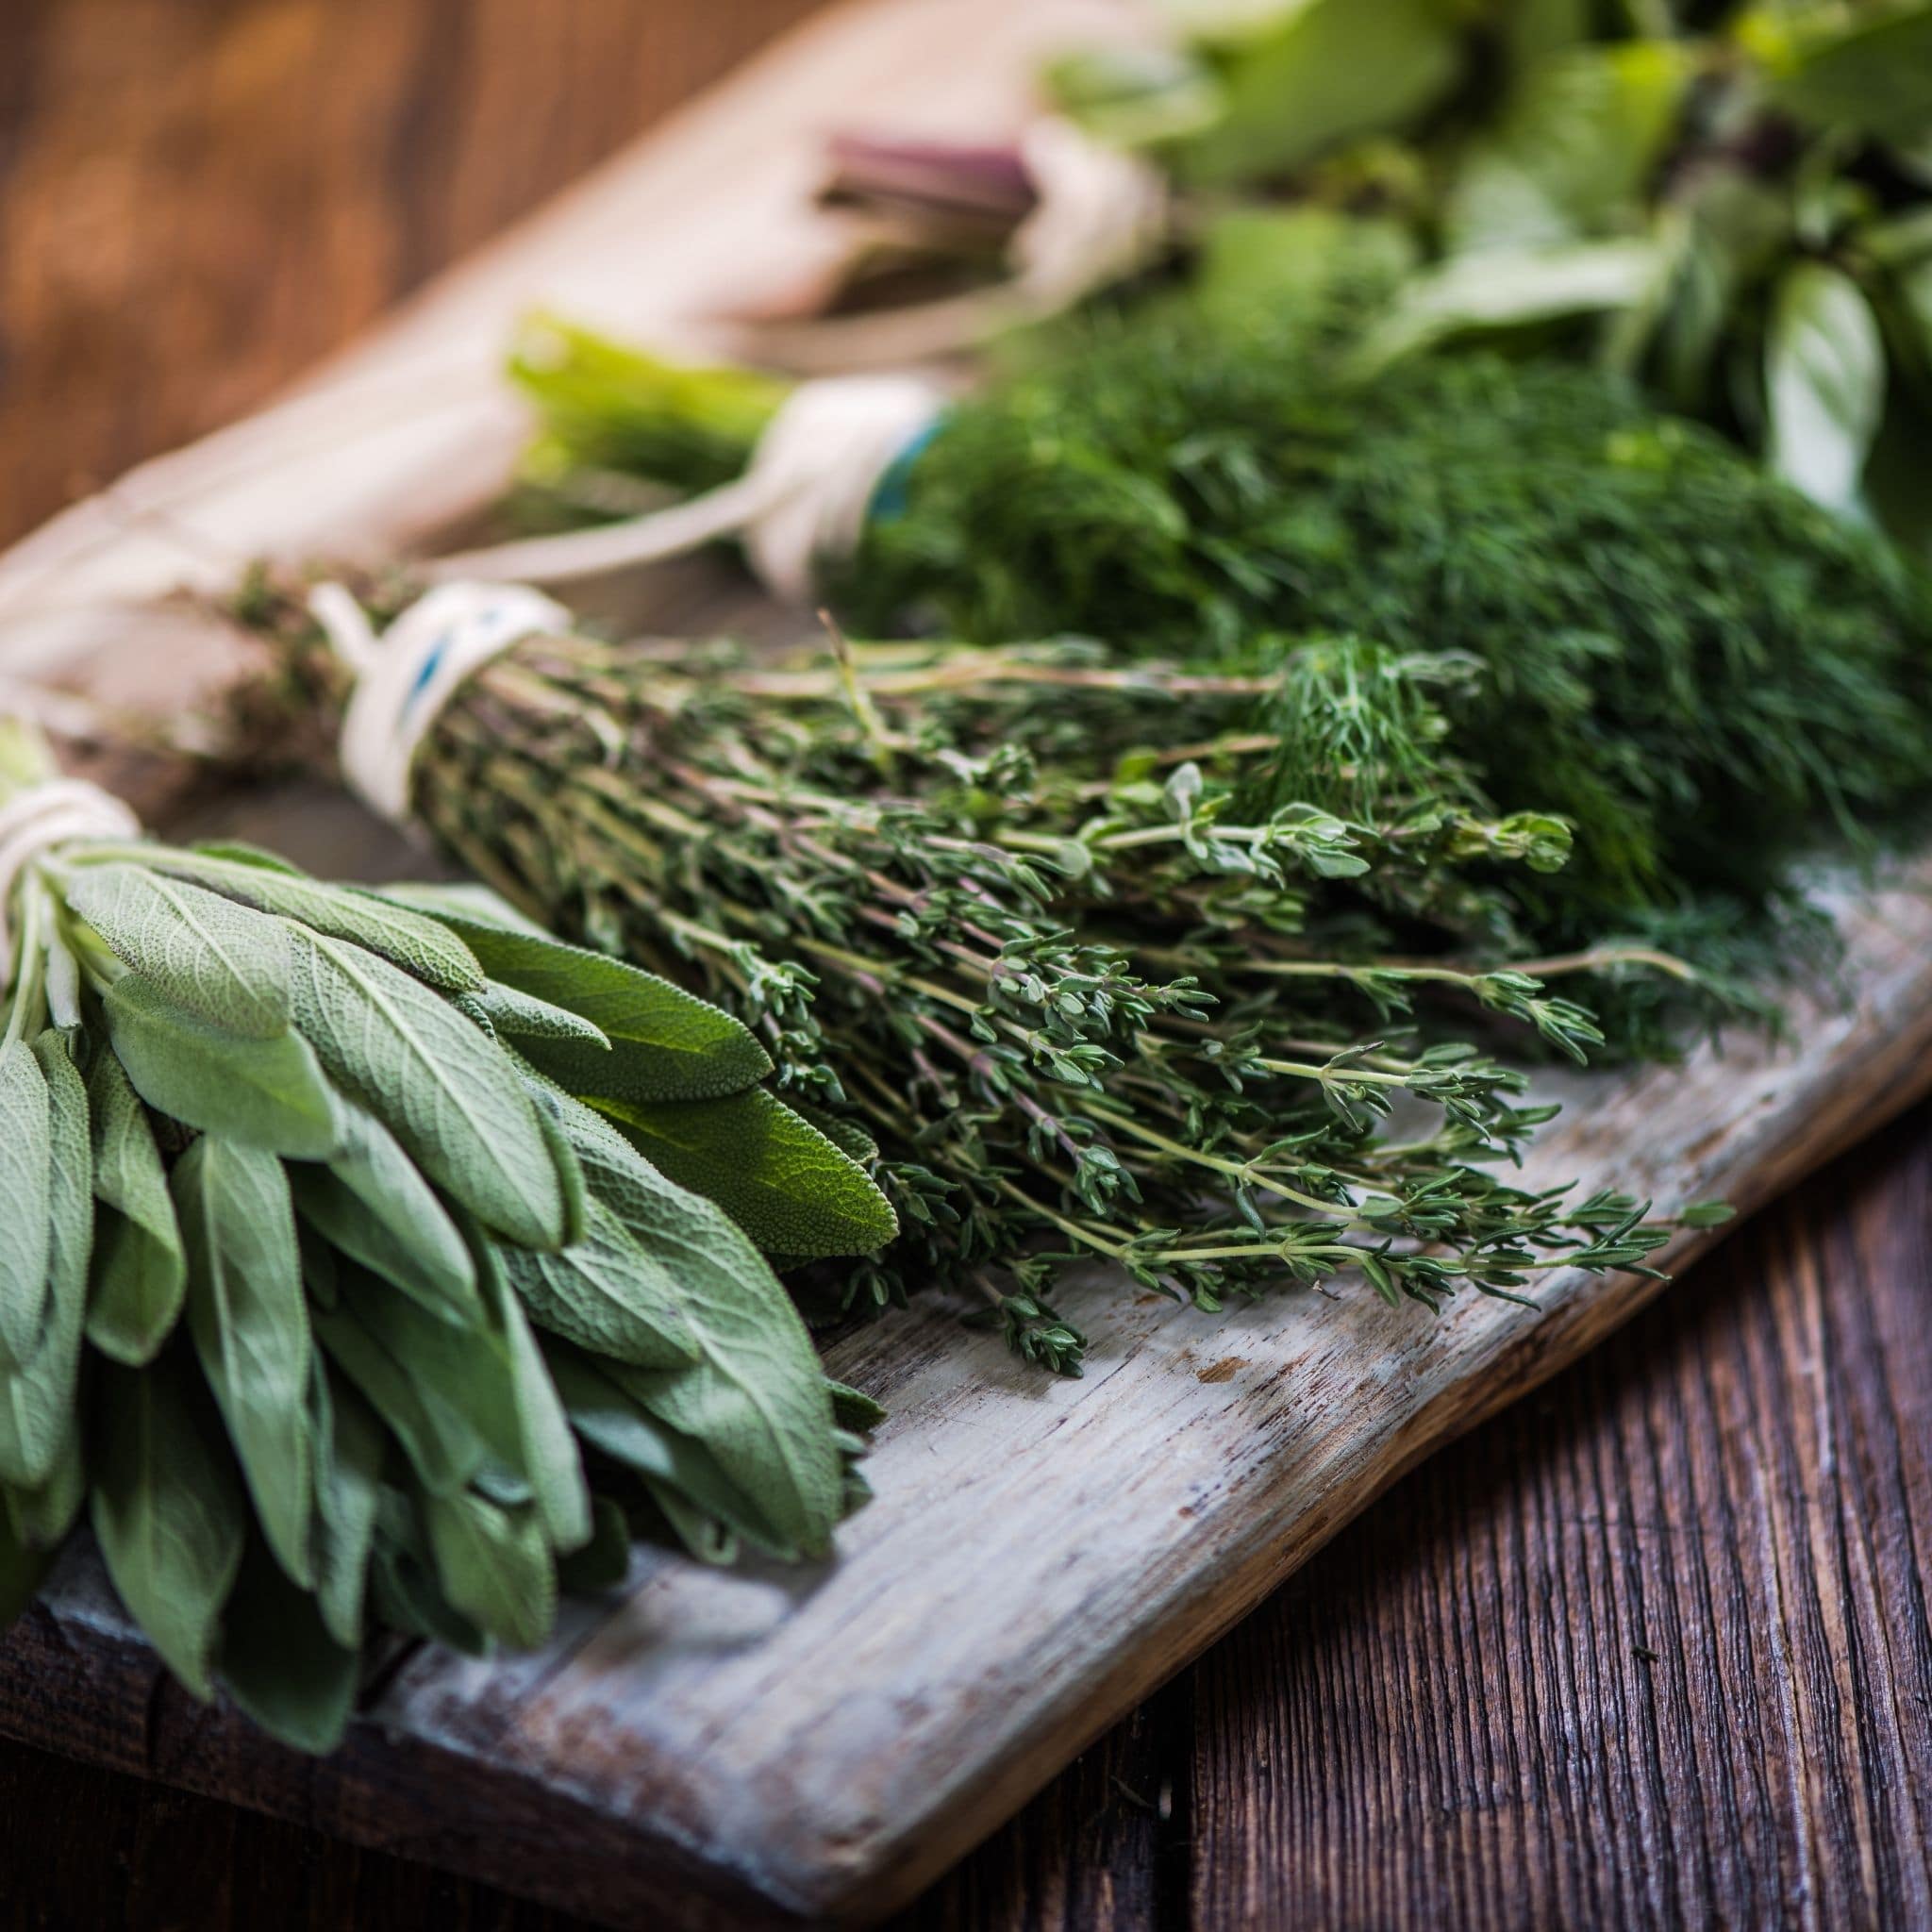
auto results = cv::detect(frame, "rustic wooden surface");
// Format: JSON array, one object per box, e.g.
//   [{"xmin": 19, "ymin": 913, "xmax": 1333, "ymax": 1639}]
[{"xmin": 3, "ymin": 4, "xmax": 1929, "ymax": 1928}]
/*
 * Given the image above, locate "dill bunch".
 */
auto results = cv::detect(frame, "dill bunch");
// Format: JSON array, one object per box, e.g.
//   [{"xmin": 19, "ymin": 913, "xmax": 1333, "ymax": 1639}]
[
  {"xmin": 837, "ymin": 321, "xmax": 1932, "ymax": 942},
  {"xmin": 242, "ymin": 596, "xmax": 1683, "ymax": 1373}
]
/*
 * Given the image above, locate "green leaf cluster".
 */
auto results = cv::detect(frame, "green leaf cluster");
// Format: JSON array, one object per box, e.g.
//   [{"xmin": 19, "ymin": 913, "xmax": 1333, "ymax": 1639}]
[
  {"xmin": 0, "ymin": 727, "xmax": 884, "ymax": 1754},
  {"xmin": 1036, "ymin": 0, "xmax": 1932, "ymax": 540}
]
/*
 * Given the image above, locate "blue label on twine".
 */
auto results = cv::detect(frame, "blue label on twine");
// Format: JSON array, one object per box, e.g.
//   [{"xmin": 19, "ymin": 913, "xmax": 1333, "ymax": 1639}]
[{"xmin": 865, "ymin": 418, "xmax": 942, "ymax": 529}]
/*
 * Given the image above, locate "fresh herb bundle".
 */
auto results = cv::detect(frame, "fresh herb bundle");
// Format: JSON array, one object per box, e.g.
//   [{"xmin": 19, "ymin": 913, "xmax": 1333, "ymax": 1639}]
[
  {"xmin": 499, "ymin": 310, "xmax": 1932, "ymax": 994},
  {"xmin": 241, "ymin": 590, "xmax": 1687, "ymax": 1373},
  {"xmin": 855, "ymin": 0, "xmax": 1932, "ymax": 532},
  {"xmin": 0, "ymin": 718, "xmax": 883, "ymax": 1752}
]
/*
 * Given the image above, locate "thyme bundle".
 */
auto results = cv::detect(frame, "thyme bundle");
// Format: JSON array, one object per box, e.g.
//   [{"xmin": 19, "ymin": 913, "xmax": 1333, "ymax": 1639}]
[
  {"xmin": 242, "ymin": 591, "xmax": 1689, "ymax": 1371},
  {"xmin": 0, "ymin": 719, "xmax": 884, "ymax": 1751}
]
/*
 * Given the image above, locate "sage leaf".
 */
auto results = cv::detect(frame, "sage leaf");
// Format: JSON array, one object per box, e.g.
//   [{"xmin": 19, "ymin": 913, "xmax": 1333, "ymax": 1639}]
[
  {"xmin": 413, "ymin": 908, "xmax": 773, "ymax": 1101},
  {"xmin": 1766, "ymin": 260, "xmax": 1886, "ymax": 516},
  {"xmin": 287, "ymin": 928, "xmax": 569, "ymax": 1249},
  {"xmin": 175, "ymin": 1137, "xmax": 314, "ymax": 1589},
  {"xmin": 0, "ymin": 1035, "xmax": 91, "ymax": 1489},
  {"xmin": 558, "ymin": 1099, "xmax": 843, "ymax": 1556},
  {"xmin": 420, "ymin": 1486, "xmax": 555, "ymax": 1651},
  {"xmin": 497, "ymin": 1197, "xmax": 702, "ymax": 1371},
  {"xmin": 91, "ymin": 1354, "xmax": 245, "ymax": 1702},
  {"xmin": 217, "ymin": 1538, "xmax": 358, "ymax": 1755},
  {"xmin": 594, "ymin": 1086, "xmax": 898, "ymax": 1260},
  {"xmin": 472, "ymin": 979, "xmax": 610, "ymax": 1047},
  {"xmin": 290, "ymin": 1102, "xmax": 477, "ymax": 1323},
  {"xmin": 314, "ymin": 1296, "xmax": 492, "ymax": 1499},
  {"xmin": 4, "ymin": 1413, "xmax": 85, "ymax": 1551},
  {"xmin": 142, "ymin": 850, "xmax": 486, "ymax": 994},
  {"xmin": 477, "ymin": 1242, "xmax": 590, "ymax": 1552},
  {"xmin": 0, "ymin": 1508, "xmax": 50, "ymax": 1629},
  {"xmin": 308, "ymin": 1363, "xmax": 384, "ymax": 1650},
  {"xmin": 366, "ymin": 1483, "xmax": 489, "ymax": 1654},
  {"xmin": 556, "ymin": 1493, "xmax": 631, "ymax": 1594},
  {"xmin": 546, "ymin": 1342, "xmax": 777, "ymax": 1562},
  {"xmin": 0, "ymin": 1038, "xmax": 52, "ymax": 1363},
  {"xmin": 340, "ymin": 1259, "xmax": 526, "ymax": 1474},
  {"xmin": 66, "ymin": 863, "xmax": 292, "ymax": 1037},
  {"xmin": 86, "ymin": 1051, "xmax": 186, "ymax": 1365},
  {"xmin": 104, "ymin": 974, "xmax": 342, "ymax": 1159}
]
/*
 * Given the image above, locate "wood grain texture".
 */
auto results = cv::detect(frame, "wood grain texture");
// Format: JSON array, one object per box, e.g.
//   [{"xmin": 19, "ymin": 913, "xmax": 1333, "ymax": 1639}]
[
  {"xmin": 2, "ymin": 3, "xmax": 1930, "ymax": 1929},
  {"xmin": 1185, "ymin": 1127, "xmax": 1932, "ymax": 1930}
]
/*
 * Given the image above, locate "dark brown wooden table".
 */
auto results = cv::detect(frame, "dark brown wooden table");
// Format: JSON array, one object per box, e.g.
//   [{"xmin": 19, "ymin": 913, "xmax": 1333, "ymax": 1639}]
[{"xmin": 4, "ymin": 4, "xmax": 1928, "ymax": 1926}]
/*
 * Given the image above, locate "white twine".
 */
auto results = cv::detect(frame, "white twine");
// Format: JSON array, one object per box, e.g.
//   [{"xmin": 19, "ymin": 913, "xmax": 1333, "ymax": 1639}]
[
  {"xmin": 308, "ymin": 579, "xmax": 572, "ymax": 824},
  {"xmin": 427, "ymin": 371, "xmax": 944, "ymax": 602},
  {"xmin": 1009, "ymin": 118, "xmax": 1169, "ymax": 313},
  {"xmin": 741, "ymin": 117, "xmax": 1170, "ymax": 373},
  {"xmin": 0, "ymin": 777, "xmax": 142, "ymax": 986}
]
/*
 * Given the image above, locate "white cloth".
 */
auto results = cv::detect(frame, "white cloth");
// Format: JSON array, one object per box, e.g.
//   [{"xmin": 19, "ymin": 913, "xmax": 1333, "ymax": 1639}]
[
  {"xmin": 0, "ymin": 776, "xmax": 142, "ymax": 984},
  {"xmin": 427, "ymin": 372, "xmax": 944, "ymax": 601},
  {"xmin": 309, "ymin": 579, "xmax": 571, "ymax": 824}
]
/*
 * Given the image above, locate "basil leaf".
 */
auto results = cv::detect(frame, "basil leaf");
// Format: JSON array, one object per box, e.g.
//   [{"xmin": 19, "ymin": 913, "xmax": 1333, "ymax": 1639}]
[
  {"xmin": 104, "ymin": 974, "xmax": 342, "ymax": 1159},
  {"xmin": 1446, "ymin": 43, "xmax": 1690, "ymax": 256},
  {"xmin": 419, "ymin": 1487, "xmax": 555, "ymax": 1651},
  {"xmin": 1766, "ymin": 260, "xmax": 1886, "ymax": 517},
  {"xmin": 289, "ymin": 1102, "xmax": 477, "ymax": 1323},
  {"xmin": 1757, "ymin": 6, "xmax": 1932, "ymax": 144},
  {"xmin": 217, "ymin": 1538, "xmax": 358, "ymax": 1755},
  {"xmin": 556, "ymin": 1099, "xmax": 843, "ymax": 1557},
  {"xmin": 412, "ymin": 908, "xmax": 772, "ymax": 1102},
  {"xmin": 1181, "ymin": 0, "xmax": 1461, "ymax": 187},
  {"xmin": 308, "ymin": 1363, "xmax": 383, "ymax": 1650},
  {"xmin": 593, "ymin": 1086, "xmax": 897, "ymax": 1260},
  {"xmin": 288, "ymin": 929, "xmax": 570, "ymax": 1250},
  {"xmin": 91, "ymin": 1354, "xmax": 246, "ymax": 1702},
  {"xmin": 142, "ymin": 850, "xmax": 485, "ymax": 994},
  {"xmin": 66, "ymin": 863, "xmax": 292, "ymax": 1037},
  {"xmin": 1362, "ymin": 238, "xmax": 1659, "ymax": 370},
  {"xmin": 85, "ymin": 1051, "xmax": 186, "ymax": 1364},
  {"xmin": 0, "ymin": 1037, "xmax": 52, "ymax": 1363},
  {"xmin": 175, "ymin": 1137, "xmax": 314, "ymax": 1589}
]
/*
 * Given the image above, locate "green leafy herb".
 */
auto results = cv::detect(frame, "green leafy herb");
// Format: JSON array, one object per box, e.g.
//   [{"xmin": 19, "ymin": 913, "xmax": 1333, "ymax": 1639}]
[{"xmin": 0, "ymin": 718, "xmax": 883, "ymax": 1753}]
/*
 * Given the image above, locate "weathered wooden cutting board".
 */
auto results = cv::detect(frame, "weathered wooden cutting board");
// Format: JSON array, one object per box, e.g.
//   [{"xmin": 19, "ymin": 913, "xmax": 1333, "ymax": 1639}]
[{"xmin": 4, "ymin": 2, "xmax": 1932, "ymax": 1925}]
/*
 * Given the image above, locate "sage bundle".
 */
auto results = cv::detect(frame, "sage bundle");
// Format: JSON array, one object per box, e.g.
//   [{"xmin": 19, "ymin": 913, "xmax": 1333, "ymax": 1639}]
[
  {"xmin": 240, "ymin": 580, "xmax": 1688, "ymax": 1373},
  {"xmin": 0, "ymin": 717, "xmax": 884, "ymax": 1753}
]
